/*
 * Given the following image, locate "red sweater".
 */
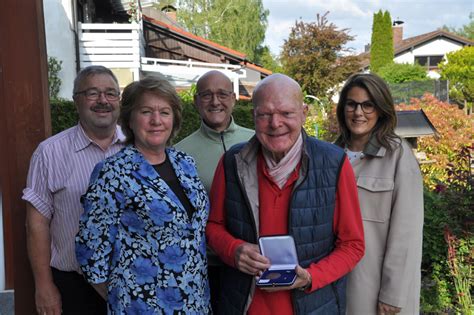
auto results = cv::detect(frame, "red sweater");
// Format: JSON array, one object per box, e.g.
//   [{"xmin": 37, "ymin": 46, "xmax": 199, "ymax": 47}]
[{"xmin": 206, "ymin": 152, "xmax": 364, "ymax": 315}]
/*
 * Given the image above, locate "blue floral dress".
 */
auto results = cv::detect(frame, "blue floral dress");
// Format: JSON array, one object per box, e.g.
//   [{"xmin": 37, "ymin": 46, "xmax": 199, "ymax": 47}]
[{"xmin": 75, "ymin": 146, "xmax": 211, "ymax": 314}]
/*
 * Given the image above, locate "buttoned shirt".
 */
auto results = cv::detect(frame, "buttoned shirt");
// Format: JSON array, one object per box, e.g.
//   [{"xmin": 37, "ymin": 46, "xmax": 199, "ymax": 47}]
[{"xmin": 23, "ymin": 124, "xmax": 124, "ymax": 272}]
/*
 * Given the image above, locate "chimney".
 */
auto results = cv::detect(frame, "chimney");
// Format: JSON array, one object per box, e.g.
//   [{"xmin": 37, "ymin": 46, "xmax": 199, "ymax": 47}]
[
  {"xmin": 162, "ymin": 5, "xmax": 177, "ymax": 22},
  {"xmin": 166, "ymin": 11, "xmax": 176, "ymax": 21},
  {"xmin": 392, "ymin": 20, "xmax": 404, "ymax": 47}
]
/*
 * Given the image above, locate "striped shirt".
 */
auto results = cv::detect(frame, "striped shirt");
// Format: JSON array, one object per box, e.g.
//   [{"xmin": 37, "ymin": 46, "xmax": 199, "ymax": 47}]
[{"xmin": 23, "ymin": 124, "xmax": 124, "ymax": 272}]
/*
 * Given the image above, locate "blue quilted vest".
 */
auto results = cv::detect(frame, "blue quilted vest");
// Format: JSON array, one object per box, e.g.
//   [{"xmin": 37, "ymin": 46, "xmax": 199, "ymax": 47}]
[{"xmin": 219, "ymin": 134, "xmax": 347, "ymax": 315}]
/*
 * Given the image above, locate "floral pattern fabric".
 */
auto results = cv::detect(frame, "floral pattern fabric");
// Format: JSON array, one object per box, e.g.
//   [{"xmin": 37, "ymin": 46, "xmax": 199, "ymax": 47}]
[{"xmin": 76, "ymin": 146, "xmax": 211, "ymax": 314}]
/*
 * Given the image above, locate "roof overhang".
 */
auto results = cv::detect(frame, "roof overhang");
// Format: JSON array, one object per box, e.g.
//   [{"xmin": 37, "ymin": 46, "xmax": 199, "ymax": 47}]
[{"xmin": 395, "ymin": 109, "xmax": 439, "ymax": 139}]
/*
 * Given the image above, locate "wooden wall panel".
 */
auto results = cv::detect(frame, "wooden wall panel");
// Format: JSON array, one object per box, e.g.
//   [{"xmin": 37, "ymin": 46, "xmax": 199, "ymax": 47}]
[{"xmin": 0, "ymin": 0, "xmax": 50, "ymax": 313}]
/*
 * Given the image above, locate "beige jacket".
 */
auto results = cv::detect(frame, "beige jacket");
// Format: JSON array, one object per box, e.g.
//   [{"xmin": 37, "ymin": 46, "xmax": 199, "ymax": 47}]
[{"xmin": 346, "ymin": 138, "xmax": 424, "ymax": 315}]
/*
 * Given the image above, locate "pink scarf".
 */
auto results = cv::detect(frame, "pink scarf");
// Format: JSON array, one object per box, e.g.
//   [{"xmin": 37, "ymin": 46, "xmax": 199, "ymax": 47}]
[{"xmin": 263, "ymin": 133, "xmax": 303, "ymax": 189}]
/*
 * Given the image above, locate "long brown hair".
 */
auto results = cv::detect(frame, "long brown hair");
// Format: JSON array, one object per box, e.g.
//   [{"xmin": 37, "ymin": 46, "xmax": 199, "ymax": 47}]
[{"xmin": 336, "ymin": 73, "xmax": 399, "ymax": 151}]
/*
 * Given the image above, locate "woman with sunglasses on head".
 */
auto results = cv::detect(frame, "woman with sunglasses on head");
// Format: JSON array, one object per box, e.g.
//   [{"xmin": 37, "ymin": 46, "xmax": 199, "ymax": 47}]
[{"xmin": 336, "ymin": 73, "xmax": 423, "ymax": 315}]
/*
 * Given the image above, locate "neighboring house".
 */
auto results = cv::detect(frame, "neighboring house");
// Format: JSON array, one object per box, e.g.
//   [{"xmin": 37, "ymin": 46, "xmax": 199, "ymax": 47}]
[
  {"xmin": 43, "ymin": 0, "xmax": 271, "ymax": 100},
  {"xmin": 360, "ymin": 22, "xmax": 474, "ymax": 78}
]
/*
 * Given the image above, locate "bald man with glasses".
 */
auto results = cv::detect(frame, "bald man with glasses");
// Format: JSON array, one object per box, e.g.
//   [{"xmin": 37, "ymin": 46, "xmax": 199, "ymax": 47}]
[
  {"xmin": 175, "ymin": 70, "xmax": 254, "ymax": 312},
  {"xmin": 176, "ymin": 70, "xmax": 254, "ymax": 192},
  {"xmin": 23, "ymin": 66, "xmax": 124, "ymax": 315}
]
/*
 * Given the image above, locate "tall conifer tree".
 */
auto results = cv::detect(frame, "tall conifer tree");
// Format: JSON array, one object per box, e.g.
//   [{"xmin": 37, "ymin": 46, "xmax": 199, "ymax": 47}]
[{"xmin": 370, "ymin": 10, "xmax": 394, "ymax": 73}]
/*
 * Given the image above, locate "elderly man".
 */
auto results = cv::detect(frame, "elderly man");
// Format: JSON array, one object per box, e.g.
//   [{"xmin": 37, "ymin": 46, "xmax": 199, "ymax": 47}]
[
  {"xmin": 23, "ymin": 66, "xmax": 124, "ymax": 315},
  {"xmin": 176, "ymin": 70, "xmax": 254, "ymax": 312},
  {"xmin": 175, "ymin": 70, "xmax": 253, "ymax": 192},
  {"xmin": 206, "ymin": 74, "xmax": 365, "ymax": 314}
]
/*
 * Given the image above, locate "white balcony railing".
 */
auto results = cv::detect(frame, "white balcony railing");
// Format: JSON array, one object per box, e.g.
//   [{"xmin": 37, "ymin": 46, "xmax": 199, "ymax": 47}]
[
  {"xmin": 141, "ymin": 57, "xmax": 246, "ymax": 97},
  {"xmin": 78, "ymin": 22, "xmax": 143, "ymax": 71}
]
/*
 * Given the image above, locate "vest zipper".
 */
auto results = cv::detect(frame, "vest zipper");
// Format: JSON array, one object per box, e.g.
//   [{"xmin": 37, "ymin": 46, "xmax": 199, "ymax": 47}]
[{"xmin": 331, "ymin": 282, "xmax": 341, "ymax": 314}]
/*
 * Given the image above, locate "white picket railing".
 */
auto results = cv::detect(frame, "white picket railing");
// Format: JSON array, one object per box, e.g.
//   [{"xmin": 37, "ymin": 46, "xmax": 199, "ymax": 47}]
[{"xmin": 78, "ymin": 22, "xmax": 143, "ymax": 70}]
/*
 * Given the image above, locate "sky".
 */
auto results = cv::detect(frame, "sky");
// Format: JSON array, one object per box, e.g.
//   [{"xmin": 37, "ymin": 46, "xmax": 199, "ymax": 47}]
[{"xmin": 262, "ymin": 0, "xmax": 473, "ymax": 56}]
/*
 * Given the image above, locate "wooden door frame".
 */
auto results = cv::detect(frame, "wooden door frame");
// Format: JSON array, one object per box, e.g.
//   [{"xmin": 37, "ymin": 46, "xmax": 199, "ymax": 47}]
[{"xmin": 0, "ymin": 0, "xmax": 50, "ymax": 313}]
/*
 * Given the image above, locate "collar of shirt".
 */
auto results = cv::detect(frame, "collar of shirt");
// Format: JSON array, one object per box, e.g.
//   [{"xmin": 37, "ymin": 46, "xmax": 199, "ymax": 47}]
[
  {"xmin": 362, "ymin": 134, "xmax": 387, "ymax": 158},
  {"xmin": 74, "ymin": 124, "xmax": 124, "ymax": 152},
  {"xmin": 199, "ymin": 116, "xmax": 238, "ymax": 142}
]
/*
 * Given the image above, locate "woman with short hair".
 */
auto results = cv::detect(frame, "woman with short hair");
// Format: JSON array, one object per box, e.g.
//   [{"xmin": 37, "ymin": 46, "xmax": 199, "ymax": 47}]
[{"xmin": 76, "ymin": 76, "xmax": 211, "ymax": 314}]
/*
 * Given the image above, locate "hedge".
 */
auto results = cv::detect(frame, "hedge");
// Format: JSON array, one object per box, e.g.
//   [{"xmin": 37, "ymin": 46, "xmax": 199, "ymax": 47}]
[{"xmin": 50, "ymin": 97, "xmax": 255, "ymax": 143}]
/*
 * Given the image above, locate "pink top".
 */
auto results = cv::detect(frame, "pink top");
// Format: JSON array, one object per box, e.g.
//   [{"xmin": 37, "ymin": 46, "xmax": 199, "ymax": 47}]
[{"xmin": 23, "ymin": 124, "xmax": 124, "ymax": 272}]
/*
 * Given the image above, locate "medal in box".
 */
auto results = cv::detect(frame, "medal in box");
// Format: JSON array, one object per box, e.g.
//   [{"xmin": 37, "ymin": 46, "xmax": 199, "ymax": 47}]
[{"xmin": 256, "ymin": 235, "xmax": 298, "ymax": 287}]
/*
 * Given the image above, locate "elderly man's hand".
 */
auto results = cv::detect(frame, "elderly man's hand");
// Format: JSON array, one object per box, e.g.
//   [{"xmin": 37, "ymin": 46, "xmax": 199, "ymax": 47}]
[
  {"xmin": 235, "ymin": 242, "xmax": 270, "ymax": 275},
  {"xmin": 378, "ymin": 301, "xmax": 401, "ymax": 315},
  {"xmin": 259, "ymin": 265, "xmax": 311, "ymax": 292}
]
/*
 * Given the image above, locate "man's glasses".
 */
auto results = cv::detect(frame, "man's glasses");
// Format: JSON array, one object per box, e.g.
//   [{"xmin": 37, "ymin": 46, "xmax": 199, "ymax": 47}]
[
  {"xmin": 345, "ymin": 100, "xmax": 376, "ymax": 114},
  {"xmin": 74, "ymin": 88, "xmax": 120, "ymax": 101},
  {"xmin": 196, "ymin": 90, "xmax": 233, "ymax": 102}
]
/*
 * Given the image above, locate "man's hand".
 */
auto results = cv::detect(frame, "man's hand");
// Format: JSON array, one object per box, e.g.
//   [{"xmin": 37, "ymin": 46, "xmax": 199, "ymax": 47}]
[
  {"xmin": 235, "ymin": 242, "xmax": 270, "ymax": 275},
  {"xmin": 378, "ymin": 301, "xmax": 401, "ymax": 315},
  {"xmin": 26, "ymin": 204, "xmax": 62, "ymax": 315},
  {"xmin": 35, "ymin": 281, "xmax": 62, "ymax": 315},
  {"xmin": 260, "ymin": 265, "xmax": 311, "ymax": 292}
]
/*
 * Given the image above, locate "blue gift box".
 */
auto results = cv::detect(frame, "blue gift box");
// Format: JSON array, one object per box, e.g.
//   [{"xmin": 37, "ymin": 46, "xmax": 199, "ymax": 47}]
[{"xmin": 256, "ymin": 235, "xmax": 298, "ymax": 287}]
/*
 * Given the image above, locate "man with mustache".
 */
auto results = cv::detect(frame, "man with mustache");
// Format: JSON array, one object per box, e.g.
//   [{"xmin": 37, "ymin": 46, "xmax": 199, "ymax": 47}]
[
  {"xmin": 23, "ymin": 66, "xmax": 124, "ymax": 315},
  {"xmin": 176, "ymin": 70, "xmax": 254, "ymax": 312}
]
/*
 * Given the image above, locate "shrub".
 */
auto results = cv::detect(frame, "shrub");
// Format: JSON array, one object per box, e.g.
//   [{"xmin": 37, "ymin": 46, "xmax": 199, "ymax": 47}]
[
  {"xmin": 303, "ymin": 97, "xmax": 338, "ymax": 141},
  {"xmin": 50, "ymin": 88, "xmax": 255, "ymax": 141},
  {"xmin": 173, "ymin": 90, "xmax": 254, "ymax": 143},
  {"xmin": 174, "ymin": 88, "xmax": 201, "ymax": 144},
  {"xmin": 396, "ymin": 94, "xmax": 472, "ymax": 188},
  {"xmin": 50, "ymin": 98, "xmax": 77, "ymax": 134},
  {"xmin": 378, "ymin": 62, "xmax": 428, "ymax": 83},
  {"xmin": 439, "ymin": 46, "xmax": 474, "ymax": 108},
  {"xmin": 421, "ymin": 146, "xmax": 473, "ymax": 313},
  {"xmin": 444, "ymin": 228, "xmax": 473, "ymax": 314},
  {"xmin": 48, "ymin": 57, "xmax": 63, "ymax": 100}
]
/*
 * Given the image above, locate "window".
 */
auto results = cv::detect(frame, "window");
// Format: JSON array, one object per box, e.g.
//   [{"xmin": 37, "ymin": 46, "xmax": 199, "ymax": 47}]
[{"xmin": 415, "ymin": 55, "xmax": 444, "ymax": 69}]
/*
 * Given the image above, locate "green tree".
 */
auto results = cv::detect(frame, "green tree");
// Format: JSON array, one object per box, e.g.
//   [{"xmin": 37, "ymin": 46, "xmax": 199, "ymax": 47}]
[
  {"xmin": 48, "ymin": 57, "xmax": 63, "ymax": 100},
  {"xmin": 177, "ymin": 0, "xmax": 268, "ymax": 62},
  {"xmin": 442, "ymin": 12, "xmax": 474, "ymax": 40},
  {"xmin": 255, "ymin": 46, "xmax": 282, "ymax": 73},
  {"xmin": 439, "ymin": 46, "xmax": 474, "ymax": 108},
  {"xmin": 280, "ymin": 12, "xmax": 361, "ymax": 100},
  {"xmin": 378, "ymin": 62, "xmax": 428, "ymax": 83},
  {"xmin": 370, "ymin": 10, "xmax": 394, "ymax": 73}
]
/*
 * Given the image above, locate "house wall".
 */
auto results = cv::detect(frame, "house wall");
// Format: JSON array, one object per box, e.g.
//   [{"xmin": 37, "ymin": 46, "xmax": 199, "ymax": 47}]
[
  {"xmin": 394, "ymin": 38, "xmax": 464, "ymax": 64},
  {"xmin": 43, "ymin": 0, "xmax": 77, "ymax": 99},
  {"xmin": 394, "ymin": 38, "xmax": 465, "ymax": 79}
]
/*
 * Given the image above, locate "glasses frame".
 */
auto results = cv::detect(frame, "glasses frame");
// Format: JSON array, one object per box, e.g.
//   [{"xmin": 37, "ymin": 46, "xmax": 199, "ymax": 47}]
[
  {"xmin": 344, "ymin": 100, "xmax": 376, "ymax": 114},
  {"xmin": 74, "ymin": 88, "xmax": 120, "ymax": 101},
  {"xmin": 196, "ymin": 90, "xmax": 234, "ymax": 102}
]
